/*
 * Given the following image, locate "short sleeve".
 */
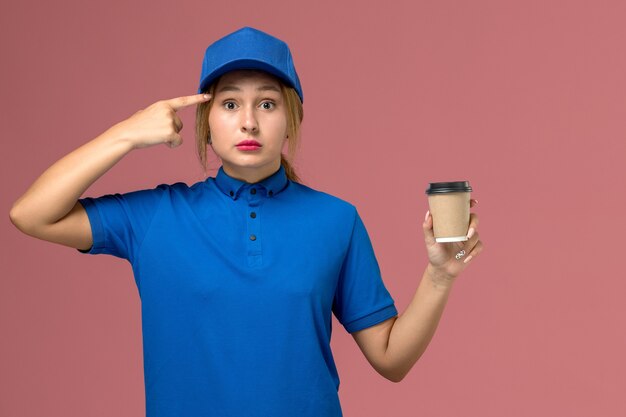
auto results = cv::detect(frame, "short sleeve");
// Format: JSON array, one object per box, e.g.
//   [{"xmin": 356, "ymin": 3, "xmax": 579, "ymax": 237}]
[
  {"xmin": 76, "ymin": 184, "xmax": 169, "ymax": 262},
  {"xmin": 332, "ymin": 208, "xmax": 398, "ymax": 333}
]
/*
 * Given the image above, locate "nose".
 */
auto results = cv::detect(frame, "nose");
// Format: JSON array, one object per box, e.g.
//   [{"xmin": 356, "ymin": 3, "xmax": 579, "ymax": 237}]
[{"xmin": 240, "ymin": 104, "xmax": 259, "ymax": 134}]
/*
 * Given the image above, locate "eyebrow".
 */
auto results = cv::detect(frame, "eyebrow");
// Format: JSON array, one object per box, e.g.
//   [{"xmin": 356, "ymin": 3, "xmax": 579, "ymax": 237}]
[{"xmin": 216, "ymin": 84, "xmax": 281, "ymax": 94}]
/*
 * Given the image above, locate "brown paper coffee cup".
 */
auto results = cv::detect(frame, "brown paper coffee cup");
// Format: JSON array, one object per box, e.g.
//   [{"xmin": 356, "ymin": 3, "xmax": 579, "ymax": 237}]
[{"xmin": 425, "ymin": 181, "xmax": 473, "ymax": 243}]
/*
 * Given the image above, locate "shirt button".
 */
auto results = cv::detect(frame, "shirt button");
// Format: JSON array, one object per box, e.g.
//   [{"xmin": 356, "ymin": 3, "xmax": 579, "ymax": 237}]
[
  {"xmin": 250, "ymin": 234, "xmax": 256, "ymax": 241},
  {"xmin": 229, "ymin": 190, "xmax": 234, "ymax": 196},
  {"xmin": 269, "ymin": 190, "xmax": 274, "ymax": 197},
  {"xmin": 250, "ymin": 212, "xmax": 256, "ymax": 218},
  {"xmin": 250, "ymin": 188, "xmax": 257, "ymax": 195}
]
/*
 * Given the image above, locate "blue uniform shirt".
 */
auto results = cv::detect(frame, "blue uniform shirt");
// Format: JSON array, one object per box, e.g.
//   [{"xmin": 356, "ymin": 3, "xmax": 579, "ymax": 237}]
[{"xmin": 77, "ymin": 164, "xmax": 398, "ymax": 417}]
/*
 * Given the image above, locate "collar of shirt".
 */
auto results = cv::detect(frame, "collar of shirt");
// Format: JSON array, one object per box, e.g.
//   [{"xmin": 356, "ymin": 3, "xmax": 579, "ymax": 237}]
[{"xmin": 214, "ymin": 164, "xmax": 289, "ymax": 200}]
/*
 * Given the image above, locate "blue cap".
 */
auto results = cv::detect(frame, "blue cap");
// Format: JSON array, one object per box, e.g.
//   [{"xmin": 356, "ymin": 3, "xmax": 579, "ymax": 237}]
[{"xmin": 197, "ymin": 27, "xmax": 303, "ymax": 103}]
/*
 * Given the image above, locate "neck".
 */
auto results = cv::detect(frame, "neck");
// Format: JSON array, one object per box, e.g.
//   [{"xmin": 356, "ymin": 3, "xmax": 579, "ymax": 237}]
[{"xmin": 222, "ymin": 160, "xmax": 281, "ymax": 184}]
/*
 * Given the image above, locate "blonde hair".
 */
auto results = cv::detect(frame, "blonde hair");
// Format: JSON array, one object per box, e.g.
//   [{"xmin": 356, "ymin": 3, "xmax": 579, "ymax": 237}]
[{"xmin": 194, "ymin": 74, "xmax": 304, "ymax": 183}]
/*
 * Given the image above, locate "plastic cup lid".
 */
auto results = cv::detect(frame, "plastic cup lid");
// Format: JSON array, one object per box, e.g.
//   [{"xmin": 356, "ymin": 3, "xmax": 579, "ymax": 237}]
[{"xmin": 425, "ymin": 181, "xmax": 473, "ymax": 194}]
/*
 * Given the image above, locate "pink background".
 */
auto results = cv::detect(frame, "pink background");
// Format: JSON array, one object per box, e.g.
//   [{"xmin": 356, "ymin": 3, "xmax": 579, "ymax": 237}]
[{"xmin": 2, "ymin": 1, "xmax": 625, "ymax": 416}]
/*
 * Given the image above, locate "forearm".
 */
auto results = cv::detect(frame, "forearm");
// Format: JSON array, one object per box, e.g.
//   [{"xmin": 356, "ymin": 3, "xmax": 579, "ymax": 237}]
[
  {"xmin": 385, "ymin": 264, "xmax": 455, "ymax": 381},
  {"xmin": 10, "ymin": 123, "xmax": 134, "ymax": 229}
]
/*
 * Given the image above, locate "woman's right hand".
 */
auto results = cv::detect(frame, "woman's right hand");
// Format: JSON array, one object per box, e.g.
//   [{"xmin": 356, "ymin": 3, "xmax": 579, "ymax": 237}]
[{"xmin": 111, "ymin": 93, "xmax": 212, "ymax": 150}]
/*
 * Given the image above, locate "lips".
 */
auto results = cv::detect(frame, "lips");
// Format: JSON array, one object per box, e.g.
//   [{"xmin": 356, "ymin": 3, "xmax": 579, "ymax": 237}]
[{"xmin": 236, "ymin": 140, "xmax": 262, "ymax": 146}]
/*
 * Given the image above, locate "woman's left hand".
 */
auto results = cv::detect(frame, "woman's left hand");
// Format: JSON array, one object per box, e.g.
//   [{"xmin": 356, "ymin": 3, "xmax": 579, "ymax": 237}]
[{"xmin": 422, "ymin": 199, "xmax": 484, "ymax": 282}]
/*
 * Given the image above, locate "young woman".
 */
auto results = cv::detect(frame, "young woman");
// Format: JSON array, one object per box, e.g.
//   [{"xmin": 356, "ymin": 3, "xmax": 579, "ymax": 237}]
[{"xmin": 10, "ymin": 26, "xmax": 483, "ymax": 417}]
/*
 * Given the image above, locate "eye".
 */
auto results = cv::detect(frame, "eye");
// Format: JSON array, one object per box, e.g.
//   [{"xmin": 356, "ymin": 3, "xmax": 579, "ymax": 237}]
[
  {"xmin": 223, "ymin": 101, "xmax": 237, "ymax": 110},
  {"xmin": 261, "ymin": 101, "xmax": 275, "ymax": 110}
]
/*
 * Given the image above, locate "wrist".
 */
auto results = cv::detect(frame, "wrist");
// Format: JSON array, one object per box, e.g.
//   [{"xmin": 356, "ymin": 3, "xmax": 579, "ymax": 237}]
[
  {"xmin": 104, "ymin": 122, "xmax": 136, "ymax": 152},
  {"xmin": 426, "ymin": 263, "xmax": 457, "ymax": 288}
]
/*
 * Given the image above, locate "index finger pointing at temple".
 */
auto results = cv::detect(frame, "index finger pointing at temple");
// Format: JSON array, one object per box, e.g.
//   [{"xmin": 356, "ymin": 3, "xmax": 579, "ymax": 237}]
[{"xmin": 165, "ymin": 93, "xmax": 212, "ymax": 111}]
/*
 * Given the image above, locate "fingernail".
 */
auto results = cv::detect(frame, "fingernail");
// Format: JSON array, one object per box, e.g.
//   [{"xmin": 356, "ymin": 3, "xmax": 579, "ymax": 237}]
[
  {"xmin": 203, "ymin": 94, "xmax": 210, "ymax": 99},
  {"xmin": 467, "ymin": 227, "xmax": 475, "ymax": 239},
  {"xmin": 424, "ymin": 210, "xmax": 430, "ymax": 222},
  {"xmin": 463, "ymin": 255, "xmax": 473, "ymax": 264}
]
